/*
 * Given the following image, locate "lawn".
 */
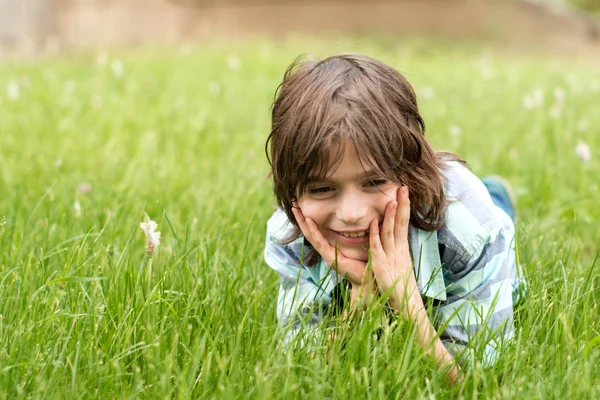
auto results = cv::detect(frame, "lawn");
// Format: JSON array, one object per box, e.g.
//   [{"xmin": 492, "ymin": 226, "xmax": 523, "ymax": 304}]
[{"xmin": 0, "ymin": 37, "xmax": 598, "ymax": 398}]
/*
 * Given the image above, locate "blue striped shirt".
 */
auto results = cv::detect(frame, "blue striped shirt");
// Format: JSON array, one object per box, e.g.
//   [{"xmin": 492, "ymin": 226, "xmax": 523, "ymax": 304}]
[{"xmin": 264, "ymin": 161, "xmax": 525, "ymax": 366}]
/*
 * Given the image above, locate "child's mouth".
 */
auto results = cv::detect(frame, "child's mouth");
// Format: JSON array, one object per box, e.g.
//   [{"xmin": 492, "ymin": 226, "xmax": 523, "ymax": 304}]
[
  {"xmin": 331, "ymin": 229, "xmax": 370, "ymax": 245},
  {"xmin": 339, "ymin": 230, "xmax": 368, "ymax": 238}
]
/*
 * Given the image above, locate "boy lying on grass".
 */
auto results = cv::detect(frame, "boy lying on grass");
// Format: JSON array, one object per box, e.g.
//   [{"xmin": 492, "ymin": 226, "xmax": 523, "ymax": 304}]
[{"xmin": 264, "ymin": 54, "xmax": 525, "ymax": 384}]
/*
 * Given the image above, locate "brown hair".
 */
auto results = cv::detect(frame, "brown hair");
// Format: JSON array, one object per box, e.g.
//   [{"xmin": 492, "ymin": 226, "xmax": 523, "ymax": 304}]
[{"xmin": 265, "ymin": 54, "xmax": 463, "ymax": 258}]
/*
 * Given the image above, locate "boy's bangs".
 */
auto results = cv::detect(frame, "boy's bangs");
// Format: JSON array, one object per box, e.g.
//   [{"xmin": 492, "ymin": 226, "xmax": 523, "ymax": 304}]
[
  {"xmin": 344, "ymin": 109, "xmax": 403, "ymax": 185},
  {"xmin": 354, "ymin": 136, "xmax": 402, "ymax": 185},
  {"xmin": 295, "ymin": 129, "xmax": 346, "ymax": 196},
  {"xmin": 356, "ymin": 141, "xmax": 397, "ymax": 181},
  {"xmin": 296, "ymin": 123, "xmax": 399, "ymax": 197}
]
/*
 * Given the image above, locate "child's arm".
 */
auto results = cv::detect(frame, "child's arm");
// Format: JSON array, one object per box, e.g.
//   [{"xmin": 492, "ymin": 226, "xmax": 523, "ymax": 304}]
[
  {"xmin": 427, "ymin": 163, "xmax": 519, "ymax": 368},
  {"xmin": 368, "ymin": 187, "xmax": 462, "ymax": 385}
]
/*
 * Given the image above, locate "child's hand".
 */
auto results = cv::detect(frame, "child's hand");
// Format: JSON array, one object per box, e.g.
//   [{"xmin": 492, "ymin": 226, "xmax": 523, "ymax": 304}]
[
  {"xmin": 291, "ymin": 206, "xmax": 375, "ymax": 298},
  {"xmin": 368, "ymin": 186, "xmax": 419, "ymax": 304}
]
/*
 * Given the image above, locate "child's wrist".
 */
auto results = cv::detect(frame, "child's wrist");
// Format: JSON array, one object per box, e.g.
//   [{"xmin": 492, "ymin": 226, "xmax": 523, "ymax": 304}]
[{"xmin": 350, "ymin": 283, "xmax": 376, "ymax": 308}]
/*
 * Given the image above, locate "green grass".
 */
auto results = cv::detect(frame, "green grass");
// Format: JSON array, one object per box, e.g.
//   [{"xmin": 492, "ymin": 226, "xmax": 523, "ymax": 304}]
[{"xmin": 0, "ymin": 37, "xmax": 598, "ymax": 398}]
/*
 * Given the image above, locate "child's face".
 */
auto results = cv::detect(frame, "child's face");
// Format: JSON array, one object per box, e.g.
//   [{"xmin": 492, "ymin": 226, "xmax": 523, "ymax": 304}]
[{"xmin": 296, "ymin": 142, "xmax": 400, "ymax": 262}]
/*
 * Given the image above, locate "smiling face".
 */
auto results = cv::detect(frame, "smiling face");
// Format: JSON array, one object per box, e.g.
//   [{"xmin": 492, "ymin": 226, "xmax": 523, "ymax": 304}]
[{"xmin": 296, "ymin": 142, "xmax": 400, "ymax": 262}]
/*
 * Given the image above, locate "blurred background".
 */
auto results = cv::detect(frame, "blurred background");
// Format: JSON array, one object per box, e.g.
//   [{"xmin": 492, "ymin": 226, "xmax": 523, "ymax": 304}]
[
  {"xmin": 0, "ymin": 3, "xmax": 599, "ymax": 397},
  {"xmin": 0, "ymin": 0, "xmax": 599, "ymax": 54}
]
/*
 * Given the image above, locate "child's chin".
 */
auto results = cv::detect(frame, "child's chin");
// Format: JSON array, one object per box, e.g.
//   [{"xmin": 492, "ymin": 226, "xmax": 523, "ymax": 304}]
[{"xmin": 340, "ymin": 247, "xmax": 369, "ymax": 262}]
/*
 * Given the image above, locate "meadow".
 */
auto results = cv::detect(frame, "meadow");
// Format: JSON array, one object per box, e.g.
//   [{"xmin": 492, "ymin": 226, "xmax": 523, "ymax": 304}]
[{"xmin": 0, "ymin": 37, "xmax": 598, "ymax": 398}]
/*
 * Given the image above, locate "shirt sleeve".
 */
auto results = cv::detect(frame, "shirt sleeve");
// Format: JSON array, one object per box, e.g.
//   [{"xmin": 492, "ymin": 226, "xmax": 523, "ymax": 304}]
[
  {"xmin": 435, "ymin": 210, "xmax": 518, "ymax": 368},
  {"xmin": 264, "ymin": 209, "xmax": 340, "ymax": 344},
  {"xmin": 431, "ymin": 162, "xmax": 521, "ymax": 367}
]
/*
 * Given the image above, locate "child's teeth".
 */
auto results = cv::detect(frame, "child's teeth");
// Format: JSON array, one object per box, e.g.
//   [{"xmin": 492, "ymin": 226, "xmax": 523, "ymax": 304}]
[{"xmin": 342, "ymin": 231, "xmax": 367, "ymax": 238}]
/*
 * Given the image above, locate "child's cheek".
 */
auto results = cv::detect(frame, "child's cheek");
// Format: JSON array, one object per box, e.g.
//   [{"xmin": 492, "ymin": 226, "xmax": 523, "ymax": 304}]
[
  {"xmin": 377, "ymin": 184, "xmax": 401, "ymax": 214},
  {"xmin": 296, "ymin": 198, "xmax": 327, "ymax": 226}
]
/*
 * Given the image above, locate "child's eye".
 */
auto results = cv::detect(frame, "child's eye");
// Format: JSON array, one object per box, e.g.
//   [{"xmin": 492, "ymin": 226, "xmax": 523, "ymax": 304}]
[
  {"xmin": 365, "ymin": 179, "xmax": 388, "ymax": 187},
  {"xmin": 307, "ymin": 186, "xmax": 334, "ymax": 196}
]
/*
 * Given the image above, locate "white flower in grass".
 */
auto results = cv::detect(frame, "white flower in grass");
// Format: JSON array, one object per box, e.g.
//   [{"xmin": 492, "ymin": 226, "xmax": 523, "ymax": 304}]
[
  {"xmin": 78, "ymin": 183, "xmax": 92, "ymax": 194},
  {"xmin": 65, "ymin": 80, "xmax": 76, "ymax": 94},
  {"xmin": 140, "ymin": 214, "xmax": 161, "ymax": 257},
  {"xmin": 110, "ymin": 59, "xmax": 124, "ymax": 78},
  {"xmin": 449, "ymin": 125, "xmax": 462, "ymax": 137},
  {"xmin": 522, "ymin": 88, "xmax": 544, "ymax": 110},
  {"xmin": 553, "ymin": 87, "xmax": 566, "ymax": 104},
  {"xmin": 480, "ymin": 67, "xmax": 495, "ymax": 81},
  {"xmin": 0, "ymin": 216, "xmax": 6, "ymax": 238},
  {"xmin": 575, "ymin": 140, "xmax": 591, "ymax": 163},
  {"xmin": 208, "ymin": 82, "xmax": 221, "ymax": 96},
  {"xmin": 549, "ymin": 104, "xmax": 562, "ymax": 120},
  {"xmin": 73, "ymin": 198, "xmax": 82, "ymax": 218},
  {"xmin": 477, "ymin": 59, "xmax": 496, "ymax": 81},
  {"xmin": 227, "ymin": 55, "xmax": 240, "ymax": 71},
  {"xmin": 7, "ymin": 81, "xmax": 20, "ymax": 101},
  {"xmin": 419, "ymin": 86, "xmax": 435, "ymax": 100},
  {"xmin": 449, "ymin": 124, "xmax": 462, "ymax": 147}
]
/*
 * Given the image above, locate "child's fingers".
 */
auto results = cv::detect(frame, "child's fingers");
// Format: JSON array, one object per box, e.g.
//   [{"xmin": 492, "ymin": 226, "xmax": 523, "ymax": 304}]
[
  {"xmin": 305, "ymin": 218, "xmax": 367, "ymax": 281},
  {"xmin": 381, "ymin": 200, "xmax": 397, "ymax": 258},
  {"xmin": 291, "ymin": 207, "xmax": 313, "ymax": 242},
  {"xmin": 304, "ymin": 217, "xmax": 336, "ymax": 267},
  {"xmin": 292, "ymin": 207, "xmax": 335, "ymax": 265},
  {"xmin": 370, "ymin": 219, "xmax": 397, "ymax": 286},
  {"xmin": 369, "ymin": 219, "xmax": 386, "ymax": 267},
  {"xmin": 394, "ymin": 186, "xmax": 411, "ymax": 247},
  {"xmin": 292, "ymin": 208, "xmax": 331, "ymax": 262}
]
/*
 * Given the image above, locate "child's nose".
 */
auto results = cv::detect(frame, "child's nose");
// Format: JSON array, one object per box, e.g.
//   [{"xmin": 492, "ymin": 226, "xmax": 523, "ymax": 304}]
[{"xmin": 336, "ymin": 195, "xmax": 368, "ymax": 225}]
